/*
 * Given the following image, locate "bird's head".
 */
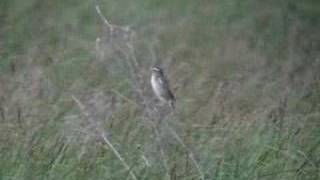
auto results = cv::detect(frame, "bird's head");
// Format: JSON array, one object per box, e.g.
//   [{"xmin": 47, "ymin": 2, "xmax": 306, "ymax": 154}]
[{"xmin": 151, "ymin": 66, "xmax": 164, "ymax": 75}]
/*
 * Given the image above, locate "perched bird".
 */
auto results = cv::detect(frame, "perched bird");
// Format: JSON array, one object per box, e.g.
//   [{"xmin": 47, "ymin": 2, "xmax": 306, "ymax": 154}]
[{"xmin": 151, "ymin": 66, "xmax": 175, "ymax": 109}]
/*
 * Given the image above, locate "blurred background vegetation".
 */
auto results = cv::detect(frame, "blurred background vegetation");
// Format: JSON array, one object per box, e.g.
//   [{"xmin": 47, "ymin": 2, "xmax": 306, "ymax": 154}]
[{"xmin": 0, "ymin": 0, "xmax": 319, "ymax": 179}]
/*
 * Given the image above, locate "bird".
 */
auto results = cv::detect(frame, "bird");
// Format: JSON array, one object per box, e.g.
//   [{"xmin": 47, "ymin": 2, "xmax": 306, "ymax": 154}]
[{"xmin": 151, "ymin": 66, "xmax": 175, "ymax": 109}]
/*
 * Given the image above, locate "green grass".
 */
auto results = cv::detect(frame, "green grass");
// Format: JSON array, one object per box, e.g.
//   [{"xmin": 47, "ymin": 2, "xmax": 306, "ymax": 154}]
[{"xmin": 0, "ymin": 0, "xmax": 319, "ymax": 179}]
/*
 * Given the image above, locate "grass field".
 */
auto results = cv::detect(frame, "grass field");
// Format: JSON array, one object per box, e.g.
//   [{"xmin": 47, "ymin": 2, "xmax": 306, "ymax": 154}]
[{"xmin": 0, "ymin": 0, "xmax": 319, "ymax": 179}]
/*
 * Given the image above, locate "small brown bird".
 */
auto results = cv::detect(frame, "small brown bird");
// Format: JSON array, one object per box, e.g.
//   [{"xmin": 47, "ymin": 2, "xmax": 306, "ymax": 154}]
[{"xmin": 151, "ymin": 67, "xmax": 175, "ymax": 108}]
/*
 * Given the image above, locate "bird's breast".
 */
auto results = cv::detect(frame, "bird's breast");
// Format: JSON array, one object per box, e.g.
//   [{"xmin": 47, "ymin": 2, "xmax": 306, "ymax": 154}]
[
  {"xmin": 151, "ymin": 76, "xmax": 160, "ymax": 92},
  {"xmin": 151, "ymin": 75, "xmax": 165, "ymax": 100}
]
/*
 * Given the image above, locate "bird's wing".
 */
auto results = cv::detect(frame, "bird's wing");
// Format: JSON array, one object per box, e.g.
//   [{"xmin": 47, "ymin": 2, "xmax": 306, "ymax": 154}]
[{"xmin": 157, "ymin": 76, "xmax": 169, "ymax": 88}]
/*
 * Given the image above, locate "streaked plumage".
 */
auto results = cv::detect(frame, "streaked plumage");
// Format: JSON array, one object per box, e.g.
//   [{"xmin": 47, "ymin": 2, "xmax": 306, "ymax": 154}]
[{"xmin": 151, "ymin": 67, "xmax": 175, "ymax": 108}]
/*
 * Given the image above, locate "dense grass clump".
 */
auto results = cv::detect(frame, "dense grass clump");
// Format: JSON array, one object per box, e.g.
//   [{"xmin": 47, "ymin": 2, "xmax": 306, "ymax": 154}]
[{"xmin": 0, "ymin": 0, "xmax": 319, "ymax": 179}]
